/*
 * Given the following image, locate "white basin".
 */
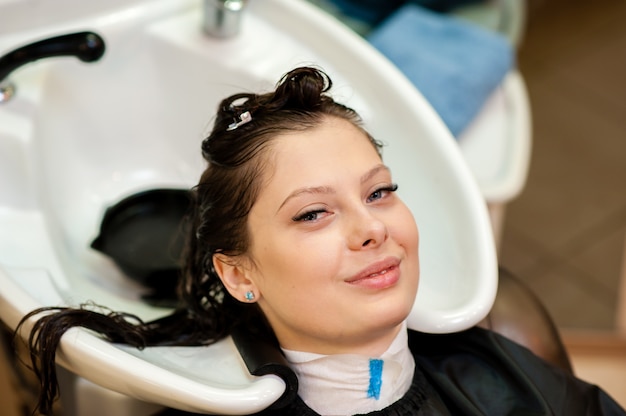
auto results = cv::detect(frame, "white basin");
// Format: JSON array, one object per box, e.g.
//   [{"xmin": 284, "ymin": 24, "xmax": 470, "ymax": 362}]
[
  {"xmin": 0, "ymin": 0, "xmax": 497, "ymax": 413},
  {"xmin": 458, "ymin": 70, "xmax": 532, "ymax": 204}
]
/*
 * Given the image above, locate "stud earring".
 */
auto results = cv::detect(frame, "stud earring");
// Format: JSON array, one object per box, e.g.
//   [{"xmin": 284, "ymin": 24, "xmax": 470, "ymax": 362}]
[{"xmin": 245, "ymin": 291, "xmax": 255, "ymax": 302}]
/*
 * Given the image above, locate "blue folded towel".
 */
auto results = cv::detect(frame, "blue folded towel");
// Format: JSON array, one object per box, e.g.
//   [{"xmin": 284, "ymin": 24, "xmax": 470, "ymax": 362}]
[
  {"xmin": 367, "ymin": 4, "xmax": 514, "ymax": 137},
  {"xmin": 326, "ymin": 0, "xmax": 405, "ymax": 26}
]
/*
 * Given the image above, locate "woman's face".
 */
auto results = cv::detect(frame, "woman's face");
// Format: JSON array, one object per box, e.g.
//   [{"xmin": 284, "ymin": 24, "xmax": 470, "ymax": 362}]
[{"xmin": 223, "ymin": 116, "xmax": 419, "ymax": 355}]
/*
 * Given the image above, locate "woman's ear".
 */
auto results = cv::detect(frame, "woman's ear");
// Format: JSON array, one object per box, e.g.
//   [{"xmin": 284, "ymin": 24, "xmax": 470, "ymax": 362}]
[{"xmin": 213, "ymin": 254, "xmax": 259, "ymax": 303}]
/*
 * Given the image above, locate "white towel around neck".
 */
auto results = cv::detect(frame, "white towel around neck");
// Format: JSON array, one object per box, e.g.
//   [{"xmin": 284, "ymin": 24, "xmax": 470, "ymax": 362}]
[{"xmin": 282, "ymin": 321, "xmax": 415, "ymax": 415}]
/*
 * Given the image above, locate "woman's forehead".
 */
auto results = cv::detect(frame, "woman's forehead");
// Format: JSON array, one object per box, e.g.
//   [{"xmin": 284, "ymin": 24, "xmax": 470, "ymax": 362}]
[{"xmin": 256, "ymin": 120, "xmax": 384, "ymax": 201}]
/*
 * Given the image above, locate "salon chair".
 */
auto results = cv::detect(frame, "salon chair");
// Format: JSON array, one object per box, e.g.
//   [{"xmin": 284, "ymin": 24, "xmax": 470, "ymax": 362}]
[{"xmin": 479, "ymin": 268, "xmax": 573, "ymax": 373}]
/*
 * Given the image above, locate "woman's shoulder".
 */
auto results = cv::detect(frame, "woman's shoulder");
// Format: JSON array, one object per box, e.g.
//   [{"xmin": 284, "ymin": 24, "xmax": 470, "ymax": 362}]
[
  {"xmin": 408, "ymin": 325, "xmax": 537, "ymax": 357},
  {"xmin": 408, "ymin": 327, "xmax": 626, "ymax": 415}
]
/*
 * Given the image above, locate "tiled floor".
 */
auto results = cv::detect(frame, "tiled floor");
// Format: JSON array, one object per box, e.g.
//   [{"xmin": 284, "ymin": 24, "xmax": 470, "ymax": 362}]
[{"xmin": 499, "ymin": 0, "xmax": 626, "ymax": 331}]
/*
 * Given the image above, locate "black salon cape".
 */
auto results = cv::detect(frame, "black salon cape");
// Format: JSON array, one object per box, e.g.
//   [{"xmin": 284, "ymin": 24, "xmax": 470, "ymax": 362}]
[
  {"xmin": 159, "ymin": 327, "xmax": 624, "ymax": 415},
  {"xmin": 253, "ymin": 327, "xmax": 625, "ymax": 415}
]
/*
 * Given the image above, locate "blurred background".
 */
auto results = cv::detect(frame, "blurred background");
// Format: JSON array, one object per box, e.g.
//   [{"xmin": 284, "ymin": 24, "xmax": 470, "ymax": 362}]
[
  {"xmin": 500, "ymin": 0, "xmax": 626, "ymax": 404},
  {"xmin": 500, "ymin": 0, "xmax": 626, "ymax": 333}
]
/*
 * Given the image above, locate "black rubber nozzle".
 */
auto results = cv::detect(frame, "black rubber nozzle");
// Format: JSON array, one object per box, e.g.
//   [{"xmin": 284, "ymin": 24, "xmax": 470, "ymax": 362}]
[{"xmin": 0, "ymin": 31, "xmax": 105, "ymax": 82}]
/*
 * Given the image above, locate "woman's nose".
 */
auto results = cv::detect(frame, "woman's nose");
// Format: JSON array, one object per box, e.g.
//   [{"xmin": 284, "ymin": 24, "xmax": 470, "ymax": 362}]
[{"xmin": 347, "ymin": 208, "xmax": 388, "ymax": 250}]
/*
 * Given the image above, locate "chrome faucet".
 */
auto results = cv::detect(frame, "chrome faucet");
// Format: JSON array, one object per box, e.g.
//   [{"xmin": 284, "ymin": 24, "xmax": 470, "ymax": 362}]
[
  {"xmin": 203, "ymin": 0, "xmax": 248, "ymax": 38},
  {"xmin": 0, "ymin": 31, "xmax": 105, "ymax": 104}
]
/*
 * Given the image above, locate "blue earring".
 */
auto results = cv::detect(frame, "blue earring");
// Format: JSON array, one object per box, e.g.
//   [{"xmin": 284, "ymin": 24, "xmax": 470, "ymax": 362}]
[{"xmin": 245, "ymin": 291, "xmax": 255, "ymax": 302}]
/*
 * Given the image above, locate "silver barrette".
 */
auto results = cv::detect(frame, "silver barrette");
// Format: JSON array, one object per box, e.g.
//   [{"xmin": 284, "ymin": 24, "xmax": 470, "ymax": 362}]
[{"xmin": 227, "ymin": 111, "xmax": 252, "ymax": 131}]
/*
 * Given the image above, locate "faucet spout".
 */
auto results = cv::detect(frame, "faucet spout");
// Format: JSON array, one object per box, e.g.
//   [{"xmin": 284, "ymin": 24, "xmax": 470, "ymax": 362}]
[
  {"xmin": 203, "ymin": 0, "xmax": 248, "ymax": 38},
  {"xmin": 0, "ymin": 31, "xmax": 105, "ymax": 103}
]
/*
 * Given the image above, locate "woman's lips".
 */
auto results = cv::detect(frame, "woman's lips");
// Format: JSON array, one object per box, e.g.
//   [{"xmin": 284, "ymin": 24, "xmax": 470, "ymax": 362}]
[{"xmin": 346, "ymin": 258, "xmax": 401, "ymax": 290}]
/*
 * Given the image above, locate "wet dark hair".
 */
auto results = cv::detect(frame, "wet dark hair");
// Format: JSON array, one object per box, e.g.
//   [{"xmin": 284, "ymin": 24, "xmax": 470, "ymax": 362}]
[{"xmin": 15, "ymin": 66, "xmax": 383, "ymax": 414}]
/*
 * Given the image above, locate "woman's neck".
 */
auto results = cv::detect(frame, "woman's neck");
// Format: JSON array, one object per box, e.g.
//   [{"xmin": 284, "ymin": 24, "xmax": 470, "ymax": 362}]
[{"xmin": 279, "ymin": 321, "xmax": 406, "ymax": 357}]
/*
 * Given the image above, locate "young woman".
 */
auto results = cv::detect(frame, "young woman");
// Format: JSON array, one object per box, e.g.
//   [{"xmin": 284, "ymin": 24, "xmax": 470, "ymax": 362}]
[{"xmin": 18, "ymin": 67, "xmax": 625, "ymax": 415}]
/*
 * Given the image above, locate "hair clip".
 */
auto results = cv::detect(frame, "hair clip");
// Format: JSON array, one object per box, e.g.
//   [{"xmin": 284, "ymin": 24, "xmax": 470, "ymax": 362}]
[{"xmin": 227, "ymin": 111, "xmax": 252, "ymax": 131}]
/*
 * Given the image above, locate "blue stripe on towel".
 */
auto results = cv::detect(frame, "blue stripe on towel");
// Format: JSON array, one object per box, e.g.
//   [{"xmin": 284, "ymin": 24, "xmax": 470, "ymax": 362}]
[{"xmin": 368, "ymin": 359, "xmax": 384, "ymax": 400}]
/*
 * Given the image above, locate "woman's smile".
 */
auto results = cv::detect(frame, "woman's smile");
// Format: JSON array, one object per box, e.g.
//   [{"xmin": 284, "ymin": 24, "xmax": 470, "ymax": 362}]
[{"xmin": 345, "ymin": 256, "xmax": 401, "ymax": 290}]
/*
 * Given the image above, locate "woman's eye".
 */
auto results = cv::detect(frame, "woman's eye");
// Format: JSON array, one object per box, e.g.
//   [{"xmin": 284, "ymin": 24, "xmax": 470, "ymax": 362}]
[
  {"xmin": 367, "ymin": 184, "xmax": 398, "ymax": 203},
  {"xmin": 292, "ymin": 209, "xmax": 327, "ymax": 222}
]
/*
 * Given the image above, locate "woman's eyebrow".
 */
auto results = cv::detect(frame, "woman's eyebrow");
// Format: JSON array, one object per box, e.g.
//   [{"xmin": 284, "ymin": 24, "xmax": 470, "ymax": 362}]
[
  {"xmin": 277, "ymin": 165, "xmax": 391, "ymax": 213},
  {"xmin": 361, "ymin": 164, "xmax": 391, "ymax": 184},
  {"xmin": 278, "ymin": 186, "xmax": 335, "ymax": 212}
]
